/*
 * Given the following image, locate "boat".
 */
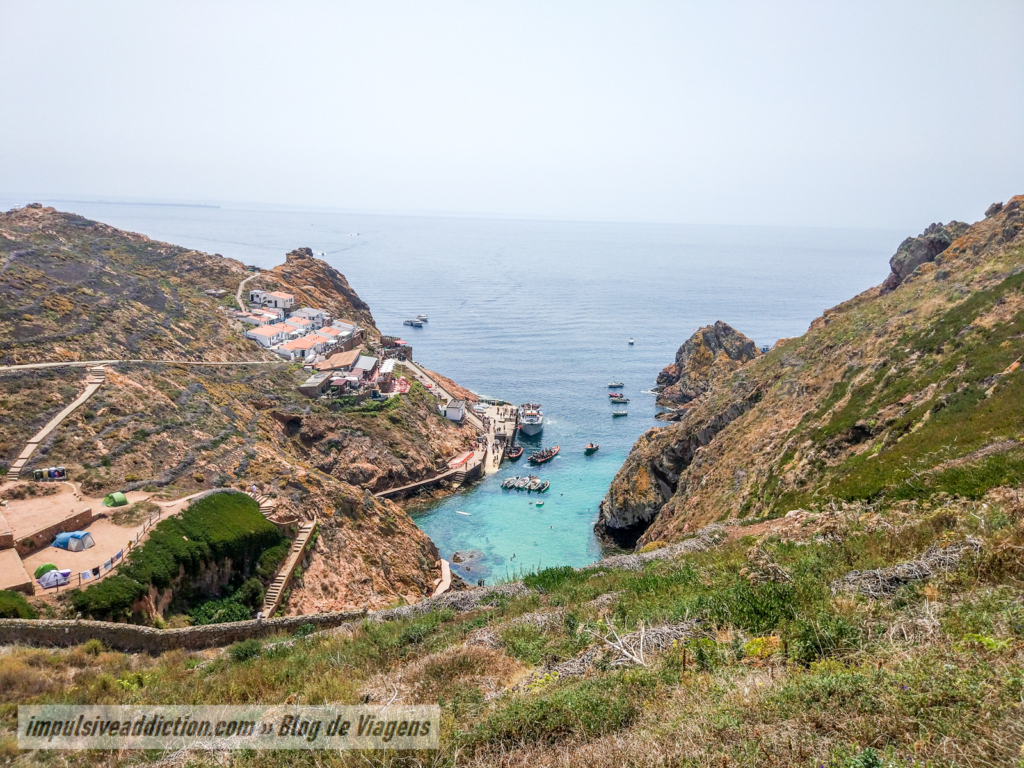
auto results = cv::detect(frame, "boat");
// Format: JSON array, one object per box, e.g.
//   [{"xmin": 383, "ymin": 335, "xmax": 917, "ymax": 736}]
[
  {"xmin": 628, "ymin": 338, "xmax": 634, "ymax": 345},
  {"xmin": 456, "ymin": 511, "xmax": 471, "ymax": 516},
  {"xmin": 609, "ymin": 397, "xmax": 630, "ymax": 404},
  {"xmin": 612, "ymin": 411, "xmax": 628, "ymax": 417},
  {"xmin": 608, "ymin": 382, "xmax": 624, "ymax": 388},
  {"xmin": 585, "ymin": 443, "xmax": 599, "ymax": 455},
  {"xmin": 535, "ymin": 500, "xmax": 544, "ymax": 507},
  {"xmin": 416, "ymin": 314, "xmax": 428, "ymax": 322},
  {"xmin": 537, "ymin": 480, "xmax": 550, "ymax": 493},
  {"xmin": 517, "ymin": 403, "xmax": 544, "ymax": 436},
  {"xmin": 528, "ymin": 445, "xmax": 560, "ymax": 464},
  {"xmin": 403, "ymin": 319, "xmax": 423, "ymax": 327},
  {"xmin": 507, "ymin": 445, "xmax": 524, "ymax": 460},
  {"xmin": 526, "ymin": 477, "xmax": 542, "ymax": 491}
]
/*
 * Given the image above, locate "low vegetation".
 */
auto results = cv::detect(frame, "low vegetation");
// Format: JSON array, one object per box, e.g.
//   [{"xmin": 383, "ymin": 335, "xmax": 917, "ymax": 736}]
[{"xmin": 67, "ymin": 493, "xmax": 282, "ymax": 622}]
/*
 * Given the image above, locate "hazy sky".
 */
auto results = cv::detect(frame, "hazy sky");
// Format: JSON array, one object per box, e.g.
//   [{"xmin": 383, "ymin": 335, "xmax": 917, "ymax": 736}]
[{"xmin": 1, "ymin": 1, "xmax": 1022, "ymax": 228}]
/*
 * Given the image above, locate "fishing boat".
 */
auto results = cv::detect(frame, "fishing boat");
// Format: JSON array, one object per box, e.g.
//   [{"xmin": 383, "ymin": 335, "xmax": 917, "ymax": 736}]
[
  {"xmin": 585, "ymin": 443, "xmax": 599, "ymax": 455},
  {"xmin": 403, "ymin": 319, "xmax": 423, "ymax": 327},
  {"xmin": 528, "ymin": 445, "xmax": 560, "ymax": 465},
  {"xmin": 517, "ymin": 403, "xmax": 544, "ymax": 435},
  {"xmin": 612, "ymin": 410, "xmax": 628, "ymax": 417},
  {"xmin": 608, "ymin": 382, "xmax": 624, "ymax": 388},
  {"xmin": 507, "ymin": 445, "xmax": 524, "ymax": 460}
]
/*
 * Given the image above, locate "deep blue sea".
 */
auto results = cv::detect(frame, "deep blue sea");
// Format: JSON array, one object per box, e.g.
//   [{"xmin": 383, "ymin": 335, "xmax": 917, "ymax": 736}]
[{"xmin": 2, "ymin": 198, "xmax": 902, "ymax": 582}]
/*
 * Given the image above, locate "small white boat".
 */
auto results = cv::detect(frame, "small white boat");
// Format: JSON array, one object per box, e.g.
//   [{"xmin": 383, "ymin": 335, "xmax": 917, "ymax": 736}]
[
  {"xmin": 628, "ymin": 338, "xmax": 634, "ymax": 345},
  {"xmin": 403, "ymin": 319, "xmax": 423, "ymax": 327},
  {"xmin": 608, "ymin": 382, "xmax": 624, "ymax": 388},
  {"xmin": 416, "ymin": 314, "xmax": 429, "ymax": 322},
  {"xmin": 612, "ymin": 411, "xmax": 628, "ymax": 417},
  {"xmin": 456, "ymin": 511, "xmax": 471, "ymax": 516}
]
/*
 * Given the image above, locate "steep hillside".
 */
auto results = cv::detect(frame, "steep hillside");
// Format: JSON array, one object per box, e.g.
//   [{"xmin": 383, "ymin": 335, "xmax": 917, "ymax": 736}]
[
  {"xmin": 0, "ymin": 204, "xmax": 478, "ymax": 613},
  {"xmin": 598, "ymin": 198, "xmax": 1024, "ymax": 548}
]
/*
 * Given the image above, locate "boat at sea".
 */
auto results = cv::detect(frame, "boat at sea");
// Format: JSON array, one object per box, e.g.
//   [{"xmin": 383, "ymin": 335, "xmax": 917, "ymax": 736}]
[
  {"xmin": 517, "ymin": 403, "xmax": 544, "ymax": 435},
  {"xmin": 609, "ymin": 397, "xmax": 629, "ymax": 404},
  {"xmin": 536, "ymin": 500, "xmax": 544, "ymax": 507},
  {"xmin": 628, "ymin": 338, "xmax": 634, "ymax": 345},
  {"xmin": 403, "ymin": 318, "xmax": 423, "ymax": 327},
  {"xmin": 416, "ymin": 314, "xmax": 428, "ymax": 321},
  {"xmin": 507, "ymin": 445, "xmax": 524, "ymax": 460},
  {"xmin": 528, "ymin": 445, "xmax": 560, "ymax": 464},
  {"xmin": 585, "ymin": 443, "xmax": 599, "ymax": 455},
  {"xmin": 612, "ymin": 410, "xmax": 628, "ymax": 417},
  {"xmin": 608, "ymin": 382, "xmax": 624, "ymax": 388},
  {"xmin": 501, "ymin": 475, "xmax": 549, "ymax": 492}
]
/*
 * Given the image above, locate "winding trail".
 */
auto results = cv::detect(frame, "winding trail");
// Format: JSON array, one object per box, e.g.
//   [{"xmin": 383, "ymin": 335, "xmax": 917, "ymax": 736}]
[
  {"xmin": 0, "ymin": 359, "xmax": 286, "ymax": 372},
  {"xmin": 236, "ymin": 271, "xmax": 260, "ymax": 311}
]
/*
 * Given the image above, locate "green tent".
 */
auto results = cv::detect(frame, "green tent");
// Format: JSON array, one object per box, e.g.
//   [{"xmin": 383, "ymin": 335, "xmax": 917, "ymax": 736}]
[
  {"xmin": 103, "ymin": 492, "xmax": 128, "ymax": 507},
  {"xmin": 34, "ymin": 563, "xmax": 58, "ymax": 579}
]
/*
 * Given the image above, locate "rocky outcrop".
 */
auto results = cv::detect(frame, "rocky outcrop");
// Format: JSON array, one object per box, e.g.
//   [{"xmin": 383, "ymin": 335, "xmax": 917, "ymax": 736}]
[
  {"xmin": 655, "ymin": 321, "xmax": 759, "ymax": 410},
  {"xmin": 880, "ymin": 221, "xmax": 969, "ymax": 293},
  {"xmin": 267, "ymin": 247, "xmax": 376, "ymax": 332},
  {"xmin": 599, "ymin": 196, "xmax": 1024, "ymax": 550}
]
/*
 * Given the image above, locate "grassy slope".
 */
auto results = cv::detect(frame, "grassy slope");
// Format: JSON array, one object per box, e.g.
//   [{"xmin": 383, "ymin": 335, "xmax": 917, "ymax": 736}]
[{"xmin": 2, "ymin": 495, "xmax": 1023, "ymax": 766}]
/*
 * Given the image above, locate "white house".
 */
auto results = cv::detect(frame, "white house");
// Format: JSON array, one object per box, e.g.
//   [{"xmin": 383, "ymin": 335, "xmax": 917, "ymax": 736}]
[
  {"xmin": 245, "ymin": 322, "xmax": 290, "ymax": 347},
  {"xmin": 265, "ymin": 291, "xmax": 295, "ymax": 310},
  {"xmin": 290, "ymin": 307, "xmax": 326, "ymax": 328},
  {"xmin": 248, "ymin": 289, "xmax": 267, "ymax": 305},
  {"xmin": 275, "ymin": 333, "xmax": 332, "ymax": 361},
  {"xmin": 283, "ymin": 316, "xmax": 313, "ymax": 333},
  {"xmin": 444, "ymin": 399, "xmax": 467, "ymax": 422}
]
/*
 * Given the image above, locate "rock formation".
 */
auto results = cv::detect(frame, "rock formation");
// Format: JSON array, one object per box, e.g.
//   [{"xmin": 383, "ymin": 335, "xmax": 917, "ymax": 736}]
[
  {"xmin": 880, "ymin": 220, "xmax": 969, "ymax": 293},
  {"xmin": 655, "ymin": 321, "xmax": 760, "ymax": 411},
  {"xmin": 597, "ymin": 196, "xmax": 1024, "ymax": 550}
]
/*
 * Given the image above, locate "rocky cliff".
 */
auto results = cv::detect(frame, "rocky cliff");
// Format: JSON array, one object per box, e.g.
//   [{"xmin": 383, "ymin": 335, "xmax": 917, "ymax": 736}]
[
  {"xmin": 0, "ymin": 205, "xmax": 477, "ymax": 613},
  {"xmin": 597, "ymin": 196, "xmax": 1024, "ymax": 548},
  {"xmin": 654, "ymin": 320, "xmax": 760, "ymax": 412}
]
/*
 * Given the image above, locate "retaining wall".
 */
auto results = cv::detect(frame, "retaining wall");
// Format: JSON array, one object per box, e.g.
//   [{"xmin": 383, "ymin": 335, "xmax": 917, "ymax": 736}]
[
  {"xmin": 0, "ymin": 609, "xmax": 367, "ymax": 654},
  {"xmin": 16, "ymin": 508, "xmax": 94, "ymax": 556}
]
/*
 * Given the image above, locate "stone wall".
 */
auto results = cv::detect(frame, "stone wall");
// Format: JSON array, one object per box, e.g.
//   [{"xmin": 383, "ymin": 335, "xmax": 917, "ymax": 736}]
[
  {"xmin": 0, "ymin": 609, "xmax": 367, "ymax": 653},
  {"xmin": 16, "ymin": 508, "xmax": 94, "ymax": 556}
]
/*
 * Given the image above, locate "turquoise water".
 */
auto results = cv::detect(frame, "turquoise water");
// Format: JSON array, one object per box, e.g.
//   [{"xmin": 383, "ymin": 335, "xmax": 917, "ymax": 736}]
[{"xmin": 1, "ymin": 198, "xmax": 902, "ymax": 582}]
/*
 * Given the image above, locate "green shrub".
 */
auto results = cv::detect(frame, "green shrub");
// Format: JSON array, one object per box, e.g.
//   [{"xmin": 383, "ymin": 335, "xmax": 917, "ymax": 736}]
[
  {"xmin": 236, "ymin": 577, "xmax": 264, "ymax": 610},
  {"xmin": 189, "ymin": 597, "xmax": 252, "ymax": 626},
  {"xmin": 229, "ymin": 639, "xmax": 262, "ymax": 662},
  {"xmin": 523, "ymin": 565, "xmax": 591, "ymax": 593},
  {"xmin": 0, "ymin": 590, "xmax": 37, "ymax": 619},
  {"xmin": 70, "ymin": 493, "xmax": 282, "ymax": 621},
  {"xmin": 81, "ymin": 639, "xmax": 105, "ymax": 656},
  {"xmin": 257, "ymin": 542, "xmax": 290, "ymax": 579}
]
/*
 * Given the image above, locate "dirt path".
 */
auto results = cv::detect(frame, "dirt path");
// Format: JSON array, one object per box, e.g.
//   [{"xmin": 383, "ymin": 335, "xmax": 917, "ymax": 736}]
[{"xmin": 236, "ymin": 271, "xmax": 260, "ymax": 311}]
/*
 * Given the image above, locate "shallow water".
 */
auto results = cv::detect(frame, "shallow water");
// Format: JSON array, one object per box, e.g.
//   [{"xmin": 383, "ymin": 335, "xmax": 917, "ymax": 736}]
[{"xmin": 2, "ymin": 199, "xmax": 902, "ymax": 581}]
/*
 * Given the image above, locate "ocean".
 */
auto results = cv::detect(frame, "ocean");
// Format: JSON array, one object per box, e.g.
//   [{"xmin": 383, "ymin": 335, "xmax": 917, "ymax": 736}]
[{"xmin": 2, "ymin": 198, "xmax": 902, "ymax": 582}]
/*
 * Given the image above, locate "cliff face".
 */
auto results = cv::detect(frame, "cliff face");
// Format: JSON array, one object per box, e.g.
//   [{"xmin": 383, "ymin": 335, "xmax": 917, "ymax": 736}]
[
  {"xmin": 0, "ymin": 205, "xmax": 475, "ymax": 612},
  {"xmin": 655, "ymin": 321, "xmax": 760, "ymax": 412},
  {"xmin": 598, "ymin": 197, "xmax": 1024, "ymax": 548}
]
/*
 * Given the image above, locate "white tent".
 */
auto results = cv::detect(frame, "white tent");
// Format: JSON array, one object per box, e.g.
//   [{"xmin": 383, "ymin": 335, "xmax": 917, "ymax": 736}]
[{"xmin": 38, "ymin": 569, "xmax": 72, "ymax": 589}]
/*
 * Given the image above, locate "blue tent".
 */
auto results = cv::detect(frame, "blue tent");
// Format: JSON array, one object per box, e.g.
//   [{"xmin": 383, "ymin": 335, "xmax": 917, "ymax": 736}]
[{"xmin": 52, "ymin": 531, "xmax": 96, "ymax": 552}]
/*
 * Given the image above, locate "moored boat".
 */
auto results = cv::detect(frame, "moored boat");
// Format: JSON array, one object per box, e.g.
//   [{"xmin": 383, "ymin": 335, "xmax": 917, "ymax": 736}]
[
  {"xmin": 537, "ymin": 480, "xmax": 550, "ymax": 492},
  {"xmin": 517, "ymin": 403, "xmax": 544, "ymax": 435},
  {"xmin": 608, "ymin": 382, "xmax": 624, "ymax": 388},
  {"xmin": 585, "ymin": 443, "xmax": 599, "ymax": 455},
  {"xmin": 528, "ymin": 445, "xmax": 560, "ymax": 464},
  {"xmin": 612, "ymin": 410, "xmax": 628, "ymax": 417},
  {"xmin": 609, "ymin": 397, "xmax": 629, "ymax": 404},
  {"xmin": 507, "ymin": 445, "xmax": 524, "ymax": 460},
  {"xmin": 403, "ymin": 319, "xmax": 423, "ymax": 327}
]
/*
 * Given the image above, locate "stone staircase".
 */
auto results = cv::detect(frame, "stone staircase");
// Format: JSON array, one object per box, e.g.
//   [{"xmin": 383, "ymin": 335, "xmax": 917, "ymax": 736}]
[
  {"xmin": 247, "ymin": 491, "xmax": 277, "ymax": 519},
  {"xmin": 8, "ymin": 365, "xmax": 106, "ymax": 482},
  {"xmin": 261, "ymin": 520, "xmax": 316, "ymax": 618},
  {"xmin": 450, "ymin": 468, "xmax": 467, "ymax": 489}
]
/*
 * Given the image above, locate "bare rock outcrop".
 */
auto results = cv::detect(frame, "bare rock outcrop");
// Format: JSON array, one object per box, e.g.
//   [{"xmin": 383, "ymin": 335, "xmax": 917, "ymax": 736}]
[
  {"xmin": 880, "ymin": 221, "xmax": 969, "ymax": 293},
  {"xmin": 655, "ymin": 321, "xmax": 759, "ymax": 409}
]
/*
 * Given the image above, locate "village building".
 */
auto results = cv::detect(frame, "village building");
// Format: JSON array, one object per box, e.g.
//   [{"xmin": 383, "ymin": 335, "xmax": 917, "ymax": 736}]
[
  {"xmin": 265, "ymin": 291, "xmax": 295, "ymax": 310},
  {"xmin": 275, "ymin": 335, "xmax": 329, "ymax": 362},
  {"xmin": 283, "ymin": 316, "xmax": 312, "ymax": 332},
  {"xmin": 248, "ymin": 289, "xmax": 267, "ymax": 305},
  {"xmin": 290, "ymin": 307, "xmax": 326, "ymax": 328},
  {"xmin": 314, "ymin": 348, "xmax": 361, "ymax": 373},
  {"xmin": 205, "ymin": 288, "xmax": 228, "ymax": 298},
  {"xmin": 351, "ymin": 354, "xmax": 379, "ymax": 383},
  {"xmin": 245, "ymin": 323, "xmax": 290, "ymax": 347},
  {"xmin": 444, "ymin": 399, "xmax": 467, "ymax": 422},
  {"xmin": 298, "ymin": 371, "xmax": 333, "ymax": 398}
]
